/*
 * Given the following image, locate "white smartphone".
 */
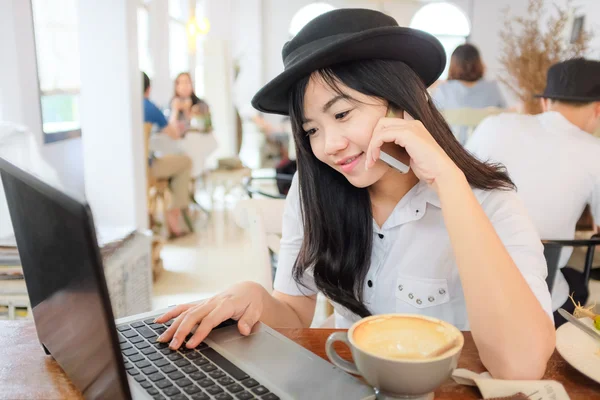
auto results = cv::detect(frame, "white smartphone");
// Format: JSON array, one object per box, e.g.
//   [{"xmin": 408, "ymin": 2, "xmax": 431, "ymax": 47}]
[{"xmin": 379, "ymin": 108, "xmax": 411, "ymax": 174}]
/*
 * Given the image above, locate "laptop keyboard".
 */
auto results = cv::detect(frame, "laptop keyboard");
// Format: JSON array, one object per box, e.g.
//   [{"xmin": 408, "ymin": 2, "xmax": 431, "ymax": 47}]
[{"xmin": 118, "ymin": 319, "xmax": 279, "ymax": 400}]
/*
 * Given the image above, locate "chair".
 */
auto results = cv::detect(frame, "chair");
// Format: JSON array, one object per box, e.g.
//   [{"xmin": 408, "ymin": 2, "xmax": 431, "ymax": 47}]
[
  {"xmin": 441, "ymin": 107, "xmax": 504, "ymax": 142},
  {"xmin": 237, "ymin": 176, "xmax": 336, "ymax": 326},
  {"xmin": 233, "ymin": 198, "xmax": 286, "ymax": 292},
  {"xmin": 242, "ymin": 172, "xmax": 295, "ymax": 199},
  {"xmin": 144, "ymin": 123, "xmax": 171, "ymax": 235},
  {"xmin": 542, "ymin": 234, "xmax": 600, "ymax": 294}
]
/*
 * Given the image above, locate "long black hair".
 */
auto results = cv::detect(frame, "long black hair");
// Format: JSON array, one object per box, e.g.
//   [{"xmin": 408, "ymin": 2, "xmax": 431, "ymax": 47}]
[{"xmin": 288, "ymin": 59, "xmax": 514, "ymax": 318}]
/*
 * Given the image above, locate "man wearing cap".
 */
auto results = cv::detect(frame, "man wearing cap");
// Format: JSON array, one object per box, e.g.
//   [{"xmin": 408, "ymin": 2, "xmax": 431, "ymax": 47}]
[{"xmin": 466, "ymin": 58, "xmax": 600, "ymax": 326}]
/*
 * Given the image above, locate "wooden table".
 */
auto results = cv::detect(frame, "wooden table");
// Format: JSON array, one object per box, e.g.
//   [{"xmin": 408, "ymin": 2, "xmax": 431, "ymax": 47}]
[{"xmin": 1, "ymin": 321, "xmax": 599, "ymax": 399}]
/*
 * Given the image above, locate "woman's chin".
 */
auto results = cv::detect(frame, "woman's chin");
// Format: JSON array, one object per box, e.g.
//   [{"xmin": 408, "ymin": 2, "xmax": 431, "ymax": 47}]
[{"xmin": 344, "ymin": 171, "xmax": 382, "ymax": 188}]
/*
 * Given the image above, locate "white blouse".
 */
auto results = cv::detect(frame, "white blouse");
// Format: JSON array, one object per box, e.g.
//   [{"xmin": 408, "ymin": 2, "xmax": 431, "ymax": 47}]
[{"xmin": 273, "ymin": 175, "xmax": 554, "ymax": 329}]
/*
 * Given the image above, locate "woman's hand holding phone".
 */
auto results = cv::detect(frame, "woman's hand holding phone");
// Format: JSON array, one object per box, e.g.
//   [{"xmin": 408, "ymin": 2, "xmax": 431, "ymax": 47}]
[{"xmin": 366, "ymin": 108, "xmax": 461, "ymax": 190}]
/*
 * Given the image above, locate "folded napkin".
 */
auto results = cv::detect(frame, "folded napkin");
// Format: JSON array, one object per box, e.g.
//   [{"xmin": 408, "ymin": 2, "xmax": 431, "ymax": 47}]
[{"xmin": 452, "ymin": 369, "xmax": 570, "ymax": 400}]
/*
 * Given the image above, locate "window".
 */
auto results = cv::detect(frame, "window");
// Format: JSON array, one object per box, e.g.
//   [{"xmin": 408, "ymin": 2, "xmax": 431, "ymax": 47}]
[
  {"xmin": 169, "ymin": 0, "xmax": 187, "ymax": 21},
  {"xmin": 289, "ymin": 3, "xmax": 336, "ymax": 37},
  {"xmin": 31, "ymin": 0, "xmax": 81, "ymax": 143},
  {"xmin": 169, "ymin": 21, "xmax": 189, "ymax": 79},
  {"xmin": 169, "ymin": 0, "xmax": 189, "ymax": 79},
  {"xmin": 193, "ymin": 2, "xmax": 209, "ymax": 97},
  {"xmin": 410, "ymin": 2, "xmax": 471, "ymax": 79}
]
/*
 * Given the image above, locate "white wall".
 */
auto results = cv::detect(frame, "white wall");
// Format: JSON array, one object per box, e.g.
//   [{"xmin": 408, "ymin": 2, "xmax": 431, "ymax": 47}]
[
  {"xmin": 148, "ymin": 0, "xmax": 173, "ymax": 107},
  {"xmin": 79, "ymin": 0, "xmax": 147, "ymax": 230},
  {"xmin": 203, "ymin": 0, "xmax": 238, "ymax": 157},
  {"xmin": 231, "ymin": 0, "xmax": 264, "ymax": 118},
  {"xmin": 555, "ymin": 0, "xmax": 600, "ymax": 57},
  {"xmin": 469, "ymin": 0, "xmax": 599, "ymax": 104}
]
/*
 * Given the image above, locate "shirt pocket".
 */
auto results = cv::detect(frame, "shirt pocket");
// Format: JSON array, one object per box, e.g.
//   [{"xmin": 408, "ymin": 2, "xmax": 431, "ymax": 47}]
[{"xmin": 395, "ymin": 274, "xmax": 450, "ymax": 309}]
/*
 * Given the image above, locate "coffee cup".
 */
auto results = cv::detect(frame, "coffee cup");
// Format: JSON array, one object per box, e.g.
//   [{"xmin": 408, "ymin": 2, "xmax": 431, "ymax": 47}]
[{"xmin": 326, "ymin": 314, "xmax": 464, "ymax": 399}]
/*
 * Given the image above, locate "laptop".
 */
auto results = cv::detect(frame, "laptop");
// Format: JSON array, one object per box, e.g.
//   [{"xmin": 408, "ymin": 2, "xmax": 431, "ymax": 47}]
[{"xmin": 0, "ymin": 158, "xmax": 374, "ymax": 400}]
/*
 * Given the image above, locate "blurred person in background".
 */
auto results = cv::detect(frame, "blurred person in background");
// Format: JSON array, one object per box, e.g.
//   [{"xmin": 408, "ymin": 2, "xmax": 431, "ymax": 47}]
[
  {"xmin": 171, "ymin": 72, "xmax": 211, "ymax": 132},
  {"xmin": 432, "ymin": 44, "xmax": 507, "ymax": 143},
  {"xmin": 143, "ymin": 72, "xmax": 192, "ymax": 238},
  {"xmin": 466, "ymin": 58, "xmax": 600, "ymax": 326}
]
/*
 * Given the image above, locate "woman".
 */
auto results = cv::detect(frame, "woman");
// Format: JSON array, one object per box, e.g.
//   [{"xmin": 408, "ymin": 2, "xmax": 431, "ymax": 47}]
[
  {"xmin": 156, "ymin": 9, "xmax": 554, "ymax": 379},
  {"xmin": 432, "ymin": 44, "xmax": 507, "ymax": 144},
  {"xmin": 171, "ymin": 72, "xmax": 211, "ymax": 131}
]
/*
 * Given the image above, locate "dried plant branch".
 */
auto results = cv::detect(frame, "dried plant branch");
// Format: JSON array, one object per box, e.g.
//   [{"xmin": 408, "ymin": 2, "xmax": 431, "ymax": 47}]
[
  {"xmin": 498, "ymin": 0, "xmax": 594, "ymax": 114},
  {"xmin": 570, "ymin": 294, "xmax": 597, "ymax": 319}
]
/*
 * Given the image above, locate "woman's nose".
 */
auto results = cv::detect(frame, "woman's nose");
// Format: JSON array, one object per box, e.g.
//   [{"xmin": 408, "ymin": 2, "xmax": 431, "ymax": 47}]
[{"xmin": 324, "ymin": 132, "xmax": 348, "ymax": 156}]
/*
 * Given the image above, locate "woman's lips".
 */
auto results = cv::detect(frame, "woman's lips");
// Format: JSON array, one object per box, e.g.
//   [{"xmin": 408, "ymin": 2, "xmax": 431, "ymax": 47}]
[{"xmin": 340, "ymin": 152, "xmax": 364, "ymax": 173}]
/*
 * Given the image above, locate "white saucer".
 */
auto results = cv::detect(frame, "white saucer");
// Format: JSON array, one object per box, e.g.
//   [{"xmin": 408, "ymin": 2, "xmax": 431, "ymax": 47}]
[{"xmin": 555, "ymin": 316, "xmax": 600, "ymax": 384}]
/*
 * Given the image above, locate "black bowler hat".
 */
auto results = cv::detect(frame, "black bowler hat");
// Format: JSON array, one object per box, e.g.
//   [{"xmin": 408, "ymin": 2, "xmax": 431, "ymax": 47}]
[
  {"xmin": 535, "ymin": 58, "xmax": 600, "ymax": 102},
  {"xmin": 251, "ymin": 8, "xmax": 446, "ymax": 116}
]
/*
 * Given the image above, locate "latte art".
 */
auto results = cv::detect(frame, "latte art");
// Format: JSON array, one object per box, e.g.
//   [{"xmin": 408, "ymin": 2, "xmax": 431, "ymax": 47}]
[{"xmin": 352, "ymin": 316, "xmax": 460, "ymax": 360}]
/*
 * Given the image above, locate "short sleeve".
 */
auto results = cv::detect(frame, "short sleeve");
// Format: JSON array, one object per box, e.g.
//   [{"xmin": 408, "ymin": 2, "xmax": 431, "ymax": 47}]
[
  {"xmin": 481, "ymin": 190, "xmax": 554, "ymax": 322},
  {"xmin": 144, "ymin": 99, "xmax": 168, "ymax": 130},
  {"xmin": 273, "ymin": 174, "xmax": 318, "ymax": 296}
]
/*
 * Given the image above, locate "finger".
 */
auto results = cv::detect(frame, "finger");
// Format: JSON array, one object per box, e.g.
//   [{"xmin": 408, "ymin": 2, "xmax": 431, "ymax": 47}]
[
  {"xmin": 375, "ymin": 116, "xmax": 412, "ymax": 131},
  {"xmin": 157, "ymin": 301, "xmax": 207, "ymax": 343},
  {"xmin": 169, "ymin": 303, "xmax": 215, "ymax": 350},
  {"xmin": 187, "ymin": 303, "xmax": 235, "ymax": 348},
  {"xmin": 365, "ymin": 117, "xmax": 413, "ymax": 165},
  {"xmin": 366, "ymin": 128, "xmax": 410, "ymax": 169},
  {"xmin": 154, "ymin": 304, "xmax": 193, "ymax": 324},
  {"xmin": 237, "ymin": 304, "xmax": 261, "ymax": 336},
  {"xmin": 156, "ymin": 307, "xmax": 192, "ymax": 344}
]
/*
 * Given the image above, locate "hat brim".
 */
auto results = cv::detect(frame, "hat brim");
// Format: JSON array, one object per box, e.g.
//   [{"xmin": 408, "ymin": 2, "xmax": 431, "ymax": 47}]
[
  {"xmin": 251, "ymin": 27, "xmax": 446, "ymax": 115},
  {"xmin": 533, "ymin": 92, "xmax": 600, "ymax": 102}
]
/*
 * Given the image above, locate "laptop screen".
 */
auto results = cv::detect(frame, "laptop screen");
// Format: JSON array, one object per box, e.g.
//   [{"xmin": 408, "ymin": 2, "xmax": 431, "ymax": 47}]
[{"xmin": 0, "ymin": 159, "xmax": 129, "ymax": 399}]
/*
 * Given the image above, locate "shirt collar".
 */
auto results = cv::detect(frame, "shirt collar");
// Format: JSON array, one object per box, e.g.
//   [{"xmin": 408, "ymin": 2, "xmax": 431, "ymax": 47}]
[
  {"xmin": 377, "ymin": 180, "xmax": 493, "ymax": 231},
  {"xmin": 377, "ymin": 181, "xmax": 441, "ymax": 230},
  {"xmin": 538, "ymin": 111, "xmax": 586, "ymax": 136}
]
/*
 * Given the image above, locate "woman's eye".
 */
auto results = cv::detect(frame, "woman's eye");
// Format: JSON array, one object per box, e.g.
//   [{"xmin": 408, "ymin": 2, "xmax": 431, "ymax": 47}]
[
  {"xmin": 305, "ymin": 128, "xmax": 317, "ymax": 136},
  {"xmin": 335, "ymin": 110, "xmax": 350, "ymax": 120}
]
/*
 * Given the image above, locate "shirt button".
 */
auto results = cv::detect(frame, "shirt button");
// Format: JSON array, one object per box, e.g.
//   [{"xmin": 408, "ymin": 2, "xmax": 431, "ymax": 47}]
[
  {"xmin": 367, "ymin": 280, "xmax": 373, "ymax": 288},
  {"xmin": 428, "ymin": 296, "xmax": 435, "ymax": 302},
  {"xmin": 416, "ymin": 299, "xmax": 422, "ymax": 305},
  {"xmin": 398, "ymin": 284, "xmax": 403, "ymax": 291},
  {"xmin": 378, "ymin": 233, "xmax": 384, "ymax": 239},
  {"xmin": 408, "ymin": 293, "xmax": 414, "ymax": 299},
  {"xmin": 439, "ymin": 289, "xmax": 446, "ymax": 295}
]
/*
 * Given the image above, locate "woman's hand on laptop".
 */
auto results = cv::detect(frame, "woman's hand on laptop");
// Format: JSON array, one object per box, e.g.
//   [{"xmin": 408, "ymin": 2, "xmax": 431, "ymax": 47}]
[{"xmin": 154, "ymin": 282, "xmax": 267, "ymax": 350}]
